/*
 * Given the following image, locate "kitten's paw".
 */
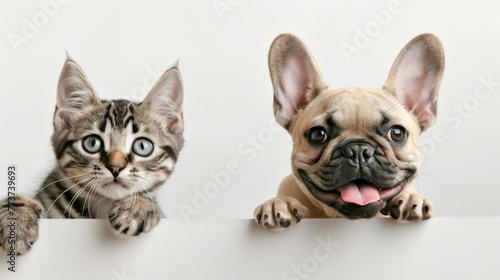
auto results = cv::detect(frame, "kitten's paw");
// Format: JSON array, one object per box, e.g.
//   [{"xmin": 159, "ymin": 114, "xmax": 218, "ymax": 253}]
[
  {"xmin": 254, "ymin": 196, "xmax": 309, "ymax": 231},
  {"xmin": 108, "ymin": 196, "xmax": 161, "ymax": 236},
  {"xmin": 0, "ymin": 195, "xmax": 44, "ymax": 255},
  {"xmin": 381, "ymin": 192, "xmax": 434, "ymax": 222}
]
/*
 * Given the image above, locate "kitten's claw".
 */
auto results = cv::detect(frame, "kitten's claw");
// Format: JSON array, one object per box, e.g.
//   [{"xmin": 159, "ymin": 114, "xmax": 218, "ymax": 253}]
[
  {"xmin": 108, "ymin": 196, "xmax": 161, "ymax": 236},
  {"xmin": 0, "ymin": 195, "xmax": 44, "ymax": 255}
]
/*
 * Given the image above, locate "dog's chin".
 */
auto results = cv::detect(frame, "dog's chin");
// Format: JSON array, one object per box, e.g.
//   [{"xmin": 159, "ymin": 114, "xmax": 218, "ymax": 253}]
[{"xmin": 298, "ymin": 169, "xmax": 405, "ymax": 219}]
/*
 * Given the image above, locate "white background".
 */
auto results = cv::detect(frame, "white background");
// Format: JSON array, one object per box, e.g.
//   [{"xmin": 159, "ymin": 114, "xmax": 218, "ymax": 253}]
[
  {"xmin": 1, "ymin": 218, "xmax": 499, "ymax": 280},
  {"xmin": 1, "ymin": 0, "xmax": 500, "ymax": 221}
]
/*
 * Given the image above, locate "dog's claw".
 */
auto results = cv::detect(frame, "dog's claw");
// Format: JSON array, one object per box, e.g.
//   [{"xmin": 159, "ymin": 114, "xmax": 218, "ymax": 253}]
[
  {"xmin": 293, "ymin": 208, "xmax": 303, "ymax": 222},
  {"xmin": 390, "ymin": 204, "xmax": 401, "ymax": 219},
  {"xmin": 254, "ymin": 196, "xmax": 309, "ymax": 231},
  {"xmin": 382, "ymin": 192, "xmax": 434, "ymax": 222},
  {"xmin": 279, "ymin": 218, "xmax": 291, "ymax": 228},
  {"xmin": 276, "ymin": 212, "xmax": 292, "ymax": 228}
]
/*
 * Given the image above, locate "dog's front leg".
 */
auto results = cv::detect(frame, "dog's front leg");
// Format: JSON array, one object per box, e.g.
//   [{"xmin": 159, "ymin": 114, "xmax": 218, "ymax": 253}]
[
  {"xmin": 254, "ymin": 176, "xmax": 310, "ymax": 231},
  {"xmin": 381, "ymin": 185, "xmax": 434, "ymax": 222}
]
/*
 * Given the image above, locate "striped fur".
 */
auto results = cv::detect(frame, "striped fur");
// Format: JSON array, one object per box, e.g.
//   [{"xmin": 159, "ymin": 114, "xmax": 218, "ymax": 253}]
[
  {"xmin": 1, "ymin": 58, "xmax": 184, "ymax": 254},
  {"xmin": 37, "ymin": 99, "xmax": 182, "ymax": 218},
  {"xmin": 40, "ymin": 59, "xmax": 184, "ymax": 219}
]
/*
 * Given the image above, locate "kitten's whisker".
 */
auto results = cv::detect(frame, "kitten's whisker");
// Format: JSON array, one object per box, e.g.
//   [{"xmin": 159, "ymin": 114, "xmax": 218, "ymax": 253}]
[
  {"xmin": 65, "ymin": 186, "xmax": 85, "ymax": 218},
  {"xmin": 64, "ymin": 179, "xmax": 95, "ymax": 218},
  {"xmin": 135, "ymin": 176, "xmax": 161, "ymax": 216},
  {"xmin": 34, "ymin": 173, "xmax": 93, "ymax": 197},
  {"xmin": 44, "ymin": 177, "xmax": 92, "ymax": 218},
  {"xmin": 137, "ymin": 183, "xmax": 160, "ymax": 217},
  {"xmin": 88, "ymin": 182, "xmax": 102, "ymax": 218},
  {"xmin": 135, "ymin": 175, "xmax": 156, "ymax": 195},
  {"xmin": 130, "ymin": 187, "xmax": 140, "ymax": 212},
  {"xmin": 132, "ymin": 193, "xmax": 139, "ymax": 212},
  {"xmin": 83, "ymin": 181, "xmax": 98, "ymax": 219},
  {"xmin": 82, "ymin": 182, "xmax": 97, "ymax": 219},
  {"xmin": 90, "ymin": 194, "xmax": 107, "ymax": 208},
  {"xmin": 134, "ymin": 174, "xmax": 156, "ymax": 184},
  {"xmin": 83, "ymin": 183, "xmax": 93, "ymax": 218}
]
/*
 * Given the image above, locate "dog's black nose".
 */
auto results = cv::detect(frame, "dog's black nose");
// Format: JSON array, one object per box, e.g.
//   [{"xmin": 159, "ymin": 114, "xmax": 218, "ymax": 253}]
[
  {"xmin": 342, "ymin": 143, "xmax": 374, "ymax": 160},
  {"xmin": 332, "ymin": 138, "xmax": 383, "ymax": 163}
]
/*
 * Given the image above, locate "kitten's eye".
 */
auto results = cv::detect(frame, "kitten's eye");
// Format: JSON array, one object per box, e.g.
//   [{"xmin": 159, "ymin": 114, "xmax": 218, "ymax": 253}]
[
  {"xmin": 308, "ymin": 126, "xmax": 329, "ymax": 144},
  {"xmin": 386, "ymin": 125, "xmax": 406, "ymax": 143},
  {"xmin": 132, "ymin": 138, "xmax": 154, "ymax": 157},
  {"xmin": 82, "ymin": 135, "xmax": 103, "ymax": 154}
]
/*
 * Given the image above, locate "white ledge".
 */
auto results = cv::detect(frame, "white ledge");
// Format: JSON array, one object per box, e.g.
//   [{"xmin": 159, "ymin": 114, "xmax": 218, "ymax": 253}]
[{"xmin": 1, "ymin": 217, "xmax": 498, "ymax": 280}]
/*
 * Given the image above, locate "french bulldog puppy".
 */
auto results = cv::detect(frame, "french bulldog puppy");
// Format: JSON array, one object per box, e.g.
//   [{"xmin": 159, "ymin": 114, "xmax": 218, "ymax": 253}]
[{"xmin": 254, "ymin": 33, "xmax": 444, "ymax": 230}]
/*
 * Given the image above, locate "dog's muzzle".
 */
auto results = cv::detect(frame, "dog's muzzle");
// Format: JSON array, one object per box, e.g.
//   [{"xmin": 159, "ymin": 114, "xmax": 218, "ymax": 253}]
[
  {"xmin": 331, "ymin": 138, "xmax": 385, "ymax": 163},
  {"xmin": 298, "ymin": 138, "xmax": 410, "ymax": 218}
]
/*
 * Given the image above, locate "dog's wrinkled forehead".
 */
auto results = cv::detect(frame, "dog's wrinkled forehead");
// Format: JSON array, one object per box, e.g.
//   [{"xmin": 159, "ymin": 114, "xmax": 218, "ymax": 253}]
[{"xmin": 293, "ymin": 87, "xmax": 419, "ymax": 137}]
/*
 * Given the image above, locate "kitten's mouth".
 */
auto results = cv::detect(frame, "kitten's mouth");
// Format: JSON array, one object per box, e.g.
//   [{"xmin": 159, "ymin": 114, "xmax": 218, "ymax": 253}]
[{"xmin": 106, "ymin": 180, "xmax": 128, "ymax": 189}]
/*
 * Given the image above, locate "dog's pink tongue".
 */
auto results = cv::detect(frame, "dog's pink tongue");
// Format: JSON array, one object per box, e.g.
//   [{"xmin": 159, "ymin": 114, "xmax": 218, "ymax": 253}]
[{"xmin": 340, "ymin": 183, "xmax": 380, "ymax": 206}]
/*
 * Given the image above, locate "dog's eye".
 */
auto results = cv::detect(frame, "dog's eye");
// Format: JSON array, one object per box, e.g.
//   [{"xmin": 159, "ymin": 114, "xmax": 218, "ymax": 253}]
[
  {"xmin": 83, "ymin": 135, "xmax": 103, "ymax": 154},
  {"xmin": 386, "ymin": 126, "xmax": 406, "ymax": 143},
  {"xmin": 308, "ymin": 126, "xmax": 329, "ymax": 144}
]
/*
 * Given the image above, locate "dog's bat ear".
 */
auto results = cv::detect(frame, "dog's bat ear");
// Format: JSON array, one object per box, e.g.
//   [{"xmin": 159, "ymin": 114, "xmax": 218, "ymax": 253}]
[
  {"xmin": 269, "ymin": 34, "xmax": 326, "ymax": 129},
  {"xmin": 384, "ymin": 34, "xmax": 445, "ymax": 132}
]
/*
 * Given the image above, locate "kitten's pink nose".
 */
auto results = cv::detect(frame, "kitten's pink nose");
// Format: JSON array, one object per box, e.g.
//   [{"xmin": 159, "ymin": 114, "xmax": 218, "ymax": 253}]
[{"xmin": 106, "ymin": 150, "xmax": 127, "ymax": 178}]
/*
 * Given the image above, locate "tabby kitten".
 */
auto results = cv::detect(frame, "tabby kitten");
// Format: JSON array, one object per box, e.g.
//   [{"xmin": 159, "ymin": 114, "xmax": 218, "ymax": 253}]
[{"xmin": 0, "ymin": 58, "xmax": 184, "ymax": 255}]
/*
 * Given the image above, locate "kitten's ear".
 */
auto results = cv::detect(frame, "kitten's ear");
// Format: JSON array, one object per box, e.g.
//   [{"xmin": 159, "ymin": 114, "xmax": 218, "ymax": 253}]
[
  {"xmin": 384, "ymin": 34, "xmax": 445, "ymax": 132},
  {"xmin": 55, "ymin": 57, "xmax": 100, "ymax": 129},
  {"xmin": 141, "ymin": 67, "xmax": 184, "ymax": 135},
  {"xmin": 269, "ymin": 34, "xmax": 326, "ymax": 129}
]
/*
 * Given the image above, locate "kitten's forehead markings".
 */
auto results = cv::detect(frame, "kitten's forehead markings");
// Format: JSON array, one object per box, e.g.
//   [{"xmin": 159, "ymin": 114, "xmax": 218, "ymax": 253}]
[
  {"xmin": 102, "ymin": 124, "xmax": 112, "ymax": 152},
  {"xmin": 101, "ymin": 101, "xmax": 136, "ymax": 131},
  {"xmin": 125, "ymin": 125, "xmax": 135, "ymax": 155},
  {"xmin": 101, "ymin": 101, "xmax": 137, "ymax": 153},
  {"xmin": 110, "ymin": 132, "xmax": 128, "ymax": 153}
]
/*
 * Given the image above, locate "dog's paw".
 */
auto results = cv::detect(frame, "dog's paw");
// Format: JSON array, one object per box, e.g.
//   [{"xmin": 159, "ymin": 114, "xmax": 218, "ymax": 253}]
[
  {"xmin": 0, "ymin": 195, "xmax": 44, "ymax": 255},
  {"xmin": 108, "ymin": 196, "xmax": 161, "ymax": 236},
  {"xmin": 254, "ymin": 196, "xmax": 309, "ymax": 231},
  {"xmin": 381, "ymin": 192, "xmax": 434, "ymax": 222}
]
